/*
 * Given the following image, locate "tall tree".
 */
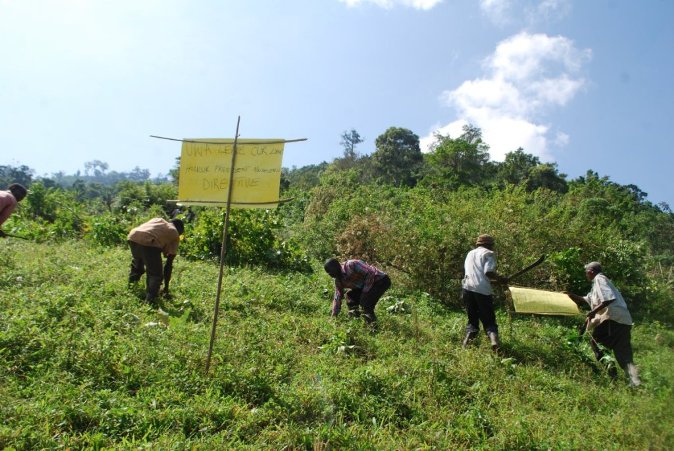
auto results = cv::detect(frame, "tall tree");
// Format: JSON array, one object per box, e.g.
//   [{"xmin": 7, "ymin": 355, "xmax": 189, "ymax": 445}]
[
  {"xmin": 422, "ymin": 124, "xmax": 492, "ymax": 189},
  {"xmin": 497, "ymin": 148, "xmax": 540, "ymax": 185},
  {"xmin": 372, "ymin": 127, "xmax": 422, "ymax": 187},
  {"xmin": 496, "ymin": 148, "xmax": 567, "ymax": 192},
  {"xmin": 340, "ymin": 129, "xmax": 363, "ymax": 161},
  {"xmin": 334, "ymin": 129, "xmax": 364, "ymax": 171},
  {"xmin": 0, "ymin": 164, "xmax": 34, "ymax": 188},
  {"xmin": 84, "ymin": 160, "xmax": 109, "ymax": 178}
]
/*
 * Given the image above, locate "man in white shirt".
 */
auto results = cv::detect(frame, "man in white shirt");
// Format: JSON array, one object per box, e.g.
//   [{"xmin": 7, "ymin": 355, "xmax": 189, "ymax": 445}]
[
  {"xmin": 461, "ymin": 234, "xmax": 508, "ymax": 351},
  {"xmin": 565, "ymin": 262, "xmax": 641, "ymax": 386}
]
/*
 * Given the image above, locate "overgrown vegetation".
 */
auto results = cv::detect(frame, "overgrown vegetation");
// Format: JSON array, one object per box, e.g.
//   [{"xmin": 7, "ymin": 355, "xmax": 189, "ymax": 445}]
[{"xmin": 1, "ymin": 124, "xmax": 673, "ymax": 448}]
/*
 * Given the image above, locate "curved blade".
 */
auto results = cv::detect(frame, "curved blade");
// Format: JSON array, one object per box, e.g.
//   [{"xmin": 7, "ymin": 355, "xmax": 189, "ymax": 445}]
[{"xmin": 507, "ymin": 254, "xmax": 546, "ymax": 281}]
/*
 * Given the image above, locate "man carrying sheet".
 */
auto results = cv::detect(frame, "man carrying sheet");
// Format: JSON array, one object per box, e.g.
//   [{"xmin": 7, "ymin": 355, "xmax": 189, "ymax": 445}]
[{"xmin": 565, "ymin": 261, "xmax": 641, "ymax": 387}]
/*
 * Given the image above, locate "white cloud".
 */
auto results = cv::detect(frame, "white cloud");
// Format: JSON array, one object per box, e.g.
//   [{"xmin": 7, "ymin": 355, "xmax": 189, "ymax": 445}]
[
  {"xmin": 479, "ymin": 0, "xmax": 571, "ymax": 27},
  {"xmin": 339, "ymin": 0, "xmax": 443, "ymax": 10},
  {"xmin": 527, "ymin": 0, "xmax": 572, "ymax": 23},
  {"xmin": 479, "ymin": 0, "xmax": 514, "ymax": 27},
  {"xmin": 423, "ymin": 32, "xmax": 591, "ymax": 161}
]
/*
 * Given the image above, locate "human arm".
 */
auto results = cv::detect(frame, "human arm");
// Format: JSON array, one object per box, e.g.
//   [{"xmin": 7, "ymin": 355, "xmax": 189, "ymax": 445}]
[
  {"xmin": 162, "ymin": 254, "xmax": 175, "ymax": 296},
  {"xmin": 0, "ymin": 198, "xmax": 17, "ymax": 228},
  {"xmin": 331, "ymin": 280, "xmax": 344, "ymax": 317},
  {"xmin": 486, "ymin": 271, "xmax": 509, "ymax": 285},
  {"xmin": 564, "ymin": 291, "xmax": 587, "ymax": 307},
  {"xmin": 484, "ymin": 252, "xmax": 508, "ymax": 285},
  {"xmin": 586, "ymin": 298, "xmax": 615, "ymax": 319}
]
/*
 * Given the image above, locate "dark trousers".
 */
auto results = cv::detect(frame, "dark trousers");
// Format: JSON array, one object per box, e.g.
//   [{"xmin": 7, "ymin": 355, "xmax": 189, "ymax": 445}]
[
  {"xmin": 591, "ymin": 320, "xmax": 634, "ymax": 370},
  {"xmin": 346, "ymin": 275, "xmax": 391, "ymax": 319},
  {"xmin": 463, "ymin": 289, "xmax": 498, "ymax": 334},
  {"xmin": 128, "ymin": 240, "xmax": 163, "ymax": 301}
]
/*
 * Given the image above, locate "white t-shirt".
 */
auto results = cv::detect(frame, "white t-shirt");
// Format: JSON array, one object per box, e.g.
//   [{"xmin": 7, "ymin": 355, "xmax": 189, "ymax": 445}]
[
  {"xmin": 462, "ymin": 246, "xmax": 497, "ymax": 296},
  {"xmin": 584, "ymin": 273, "xmax": 633, "ymax": 326}
]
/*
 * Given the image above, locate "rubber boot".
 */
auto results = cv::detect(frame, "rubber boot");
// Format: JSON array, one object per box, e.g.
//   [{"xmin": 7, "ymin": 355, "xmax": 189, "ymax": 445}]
[
  {"xmin": 487, "ymin": 331, "xmax": 500, "ymax": 352},
  {"xmin": 146, "ymin": 276, "xmax": 162, "ymax": 308},
  {"xmin": 462, "ymin": 331, "xmax": 478, "ymax": 348},
  {"xmin": 626, "ymin": 363, "xmax": 641, "ymax": 387}
]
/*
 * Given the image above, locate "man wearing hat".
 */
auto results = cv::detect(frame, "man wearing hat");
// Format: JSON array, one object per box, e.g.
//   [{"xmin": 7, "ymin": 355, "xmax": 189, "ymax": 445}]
[
  {"xmin": 0, "ymin": 183, "xmax": 28, "ymax": 237},
  {"xmin": 461, "ymin": 234, "xmax": 509, "ymax": 350},
  {"xmin": 127, "ymin": 217, "xmax": 184, "ymax": 307},
  {"xmin": 565, "ymin": 262, "xmax": 641, "ymax": 386}
]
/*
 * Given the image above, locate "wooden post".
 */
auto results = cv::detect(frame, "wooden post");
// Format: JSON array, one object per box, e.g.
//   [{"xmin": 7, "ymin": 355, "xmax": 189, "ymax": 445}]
[{"xmin": 205, "ymin": 116, "xmax": 241, "ymax": 374}]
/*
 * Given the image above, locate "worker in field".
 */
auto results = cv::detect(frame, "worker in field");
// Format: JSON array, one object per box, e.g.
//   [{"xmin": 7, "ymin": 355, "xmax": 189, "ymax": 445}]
[
  {"xmin": 127, "ymin": 218, "xmax": 184, "ymax": 307},
  {"xmin": 461, "ymin": 234, "xmax": 509, "ymax": 351},
  {"xmin": 324, "ymin": 258, "xmax": 391, "ymax": 325},
  {"xmin": 0, "ymin": 183, "xmax": 28, "ymax": 238},
  {"xmin": 565, "ymin": 262, "xmax": 641, "ymax": 386}
]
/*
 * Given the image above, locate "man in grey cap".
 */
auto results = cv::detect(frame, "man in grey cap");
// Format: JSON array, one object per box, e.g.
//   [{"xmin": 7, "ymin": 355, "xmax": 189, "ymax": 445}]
[
  {"xmin": 461, "ymin": 234, "xmax": 509, "ymax": 351},
  {"xmin": 565, "ymin": 262, "xmax": 641, "ymax": 386}
]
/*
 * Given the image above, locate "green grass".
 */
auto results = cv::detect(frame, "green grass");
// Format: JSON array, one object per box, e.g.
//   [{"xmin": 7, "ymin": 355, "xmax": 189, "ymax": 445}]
[{"xmin": 1, "ymin": 240, "xmax": 673, "ymax": 449}]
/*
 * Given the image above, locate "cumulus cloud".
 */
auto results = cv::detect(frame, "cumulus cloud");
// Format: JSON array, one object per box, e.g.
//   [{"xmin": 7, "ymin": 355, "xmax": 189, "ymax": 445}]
[
  {"xmin": 479, "ymin": 0, "xmax": 572, "ymax": 27},
  {"xmin": 339, "ymin": 0, "xmax": 443, "ymax": 10},
  {"xmin": 423, "ymin": 32, "xmax": 591, "ymax": 161},
  {"xmin": 479, "ymin": 0, "xmax": 514, "ymax": 27}
]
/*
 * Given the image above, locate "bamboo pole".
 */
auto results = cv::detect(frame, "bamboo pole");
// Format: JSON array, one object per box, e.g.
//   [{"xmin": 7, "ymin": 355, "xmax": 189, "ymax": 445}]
[
  {"xmin": 150, "ymin": 135, "xmax": 306, "ymax": 145},
  {"xmin": 205, "ymin": 116, "xmax": 241, "ymax": 374}
]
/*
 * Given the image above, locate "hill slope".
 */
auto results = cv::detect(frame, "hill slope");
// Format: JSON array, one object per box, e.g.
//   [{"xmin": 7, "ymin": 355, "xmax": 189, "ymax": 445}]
[{"xmin": 1, "ymin": 240, "xmax": 672, "ymax": 449}]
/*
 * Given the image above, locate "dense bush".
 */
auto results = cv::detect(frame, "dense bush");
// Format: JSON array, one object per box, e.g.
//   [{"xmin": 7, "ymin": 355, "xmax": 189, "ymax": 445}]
[
  {"xmin": 180, "ymin": 207, "xmax": 310, "ymax": 272},
  {"xmin": 303, "ymin": 179, "xmax": 674, "ymax": 321}
]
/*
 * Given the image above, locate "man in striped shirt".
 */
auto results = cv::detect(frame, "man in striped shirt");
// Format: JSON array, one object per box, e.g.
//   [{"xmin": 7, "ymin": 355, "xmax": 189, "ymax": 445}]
[{"xmin": 324, "ymin": 258, "xmax": 391, "ymax": 324}]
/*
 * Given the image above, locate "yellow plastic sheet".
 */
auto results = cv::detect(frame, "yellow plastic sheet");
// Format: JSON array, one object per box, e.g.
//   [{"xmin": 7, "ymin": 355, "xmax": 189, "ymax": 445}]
[
  {"xmin": 178, "ymin": 138, "xmax": 284, "ymax": 209},
  {"xmin": 509, "ymin": 286, "xmax": 580, "ymax": 316}
]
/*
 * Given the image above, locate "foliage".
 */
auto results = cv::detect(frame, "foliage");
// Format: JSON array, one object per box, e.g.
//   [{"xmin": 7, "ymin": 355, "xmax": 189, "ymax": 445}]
[
  {"xmin": 180, "ymin": 207, "xmax": 310, "ymax": 272},
  {"xmin": 422, "ymin": 125, "xmax": 494, "ymax": 190},
  {"xmin": 496, "ymin": 149, "xmax": 568, "ymax": 193},
  {"xmin": 86, "ymin": 213, "xmax": 132, "ymax": 247},
  {"xmin": 372, "ymin": 127, "xmax": 423, "ymax": 187},
  {"xmin": 0, "ymin": 164, "xmax": 34, "ymax": 188},
  {"xmin": 281, "ymin": 162, "xmax": 329, "ymax": 191},
  {"xmin": 303, "ymin": 179, "xmax": 674, "ymax": 321}
]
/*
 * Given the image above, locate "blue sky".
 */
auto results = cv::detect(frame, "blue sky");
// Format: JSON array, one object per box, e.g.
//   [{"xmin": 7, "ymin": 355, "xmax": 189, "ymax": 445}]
[{"xmin": 1, "ymin": 0, "xmax": 672, "ymax": 206}]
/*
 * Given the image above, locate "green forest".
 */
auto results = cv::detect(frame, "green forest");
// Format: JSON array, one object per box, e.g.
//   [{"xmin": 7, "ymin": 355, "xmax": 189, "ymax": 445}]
[{"xmin": 2, "ymin": 125, "xmax": 673, "ymax": 449}]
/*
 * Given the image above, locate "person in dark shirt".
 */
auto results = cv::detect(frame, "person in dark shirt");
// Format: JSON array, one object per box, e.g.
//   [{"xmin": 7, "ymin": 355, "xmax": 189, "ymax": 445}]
[{"xmin": 324, "ymin": 258, "xmax": 391, "ymax": 324}]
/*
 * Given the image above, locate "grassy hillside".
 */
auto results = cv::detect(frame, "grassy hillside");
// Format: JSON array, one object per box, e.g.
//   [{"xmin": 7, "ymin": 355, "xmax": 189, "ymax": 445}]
[{"xmin": 1, "ymin": 240, "xmax": 673, "ymax": 449}]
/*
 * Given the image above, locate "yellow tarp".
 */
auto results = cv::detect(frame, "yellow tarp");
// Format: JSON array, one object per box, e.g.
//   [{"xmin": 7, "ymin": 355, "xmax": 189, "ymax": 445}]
[
  {"xmin": 178, "ymin": 138, "xmax": 285, "ymax": 209},
  {"xmin": 509, "ymin": 286, "xmax": 580, "ymax": 316}
]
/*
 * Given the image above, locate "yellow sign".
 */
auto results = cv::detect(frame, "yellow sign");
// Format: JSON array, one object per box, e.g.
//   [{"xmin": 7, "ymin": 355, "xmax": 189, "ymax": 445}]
[
  {"xmin": 509, "ymin": 286, "xmax": 580, "ymax": 316},
  {"xmin": 177, "ymin": 138, "xmax": 285, "ymax": 209}
]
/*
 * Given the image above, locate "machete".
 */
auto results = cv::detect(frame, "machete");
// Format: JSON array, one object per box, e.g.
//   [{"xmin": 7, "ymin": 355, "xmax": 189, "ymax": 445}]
[{"xmin": 506, "ymin": 254, "xmax": 546, "ymax": 282}]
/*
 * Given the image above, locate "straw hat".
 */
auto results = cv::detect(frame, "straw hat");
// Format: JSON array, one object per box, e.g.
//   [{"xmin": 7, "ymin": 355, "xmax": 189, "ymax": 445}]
[{"xmin": 475, "ymin": 234, "xmax": 495, "ymax": 246}]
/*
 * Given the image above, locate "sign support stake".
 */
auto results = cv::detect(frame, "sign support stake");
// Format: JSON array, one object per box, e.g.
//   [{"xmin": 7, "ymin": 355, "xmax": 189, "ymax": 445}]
[{"xmin": 205, "ymin": 115, "xmax": 241, "ymax": 374}]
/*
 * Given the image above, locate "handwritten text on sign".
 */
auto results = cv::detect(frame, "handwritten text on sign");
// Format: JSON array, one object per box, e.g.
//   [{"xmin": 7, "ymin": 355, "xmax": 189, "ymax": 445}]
[{"xmin": 178, "ymin": 139, "xmax": 285, "ymax": 208}]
